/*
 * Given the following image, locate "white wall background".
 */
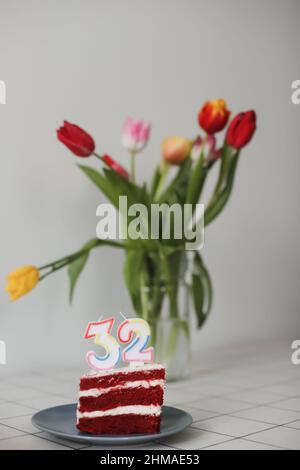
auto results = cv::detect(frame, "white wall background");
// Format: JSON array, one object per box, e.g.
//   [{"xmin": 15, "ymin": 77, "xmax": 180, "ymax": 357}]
[{"xmin": 0, "ymin": 0, "xmax": 300, "ymax": 374}]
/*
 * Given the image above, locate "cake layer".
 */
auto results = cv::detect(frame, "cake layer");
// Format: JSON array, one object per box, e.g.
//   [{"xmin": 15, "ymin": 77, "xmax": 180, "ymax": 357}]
[
  {"xmin": 77, "ymin": 404, "xmax": 161, "ymax": 418},
  {"xmin": 80, "ymin": 364, "xmax": 165, "ymax": 391},
  {"xmin": 78, "ymin": 385, "xmax": 163, "ymax": 412},
  {"xmin": 79, "ymin": 379, "xmax": 164, "ymax": 397},
  {"xmin": 77, "ymin": 414, "xmax": 161, "ymax": 435},
  {"xmin": 84, "ymin": 363, "xmax": 164, "ymax": 377}
]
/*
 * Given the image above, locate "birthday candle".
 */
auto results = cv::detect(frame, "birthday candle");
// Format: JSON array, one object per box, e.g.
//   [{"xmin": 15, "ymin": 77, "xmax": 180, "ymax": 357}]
[
  {"xmin": 117, "ymin": 317, "xmax": 154, "ymax": 363},
  {"xmin": 84, "ymin": 317, "xmax": 121, "ymax": 371}
]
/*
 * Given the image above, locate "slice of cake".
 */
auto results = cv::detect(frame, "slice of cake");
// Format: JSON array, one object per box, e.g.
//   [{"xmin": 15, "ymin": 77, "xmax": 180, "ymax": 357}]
[{"xmin": 76, "ymin": 363, "xmax": 165, "ymax": 435}]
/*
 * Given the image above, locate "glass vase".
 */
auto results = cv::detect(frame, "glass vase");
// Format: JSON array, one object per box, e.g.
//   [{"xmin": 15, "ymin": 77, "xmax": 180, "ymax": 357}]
[{"xmin": 140, "ymin": 252, "xmax": 192, "ymax": 381}]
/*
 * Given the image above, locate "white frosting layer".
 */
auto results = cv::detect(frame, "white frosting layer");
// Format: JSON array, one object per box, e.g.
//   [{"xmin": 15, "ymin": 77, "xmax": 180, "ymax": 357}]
[
  {"xmin": 77, "ymin": 405, "xmax": 161, "ymax": 419},
  {"xmin": 84, "ymin": 363, "xmax": 164, "ymax": 378},
  {"xmin": 79, "ymin": 379, "xmax": 164, "ymax": 398}
]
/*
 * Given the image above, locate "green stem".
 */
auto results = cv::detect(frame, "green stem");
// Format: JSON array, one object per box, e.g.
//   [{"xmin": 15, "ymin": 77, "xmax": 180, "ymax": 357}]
[
  {"xmin": 93, "ymin": 152, "xmax": 103, "ymax": 160},
  {"xmin": 153, "ymin": 162, "xmax": 170, "ymax": 202},
  {"xmin": 149, "ymin": 322, "xmax": 157, "ymax": 354},
  {"xmin": 208, "ymin": 144, "xmax": 232, "ymax": 204},
  {"xmin": 39, "ymin": 260, "xmax": 71, "ymax": 281},
  {"xmin": 93, "ymin": 152, "xmax": 115, "ymax": 172},
  {"xmin": 152, "ymin": 285, "xmax": 164, "ymax": 321},
  {"xmin": 163, "ymin": 319, "xmax": 191, "ymax": 371},
  {"xmin": 140, "ymin": 263, "xmax": 151, "ymax": 321},
  {"xmin": 146, "ymin": 255, "xmax": 163, "ymax": 315},
  {"xmin": 159, "ymin": 250, "xmax": 179, "ymax": 319},
  {"xmin": 39, "ymin": 239, "xmax": 124, "ymax": 273},
  {"xmin": 39, "ymin": 256, "xmax": 72, "ymax": 271},
  {"xmin": 130, "ymin": 151, "xmax": 136, "ymax": 183}
]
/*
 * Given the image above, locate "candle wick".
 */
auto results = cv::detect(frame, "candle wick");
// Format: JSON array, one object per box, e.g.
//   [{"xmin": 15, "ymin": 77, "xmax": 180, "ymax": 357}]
[{"xmin": 119, "ymin": 311, "xmax": 127, "ymax": 320}]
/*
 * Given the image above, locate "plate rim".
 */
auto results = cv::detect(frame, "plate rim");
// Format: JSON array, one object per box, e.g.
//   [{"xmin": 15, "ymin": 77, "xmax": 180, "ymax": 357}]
[{"xmin": 31, "ymin": 403, "xmax": 192, "ymax": 445}]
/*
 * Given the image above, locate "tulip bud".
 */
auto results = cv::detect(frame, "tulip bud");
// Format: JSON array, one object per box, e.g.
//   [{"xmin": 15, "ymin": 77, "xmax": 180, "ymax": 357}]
[
  {"xmin": 57, "ymin": 121, "xmax": 95, "ymax": 157},
  {"xmin": 191, "ymin": 135, "xmax": 221, "ymax": 164},
  {"xmin": 161, "ymin": 137, "xmax": 192, "ymax": 165},
  {"xmin": 102, "ymin": 154, "xmax": 129, "ymax": 179},
  {"xmin": 226, "ymin": 111, "xmax": 256, "ymax": 149},
  {"xmin": 5, "ymin": 265, "xmax": 39, "ymax": 301},
  {"xmin": 121, "ymin": 117, "xmax": 151, "ymax": 153},
  {"xmin": 198, "ymin": 99, "xmax": 230, "ymax": 134}
]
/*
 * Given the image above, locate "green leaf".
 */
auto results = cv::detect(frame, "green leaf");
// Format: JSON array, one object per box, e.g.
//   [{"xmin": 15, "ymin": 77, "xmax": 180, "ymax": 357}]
[
  {"xmin": 214, "ymin": 144, "xmax": 232, "ymax": 193},
  {"xmin": 204, "ymin": 153, "xmax": 239, "ymax": 225},
  {"xmin": 139, "ymin": 182, "xmax": 151, "ymax": 208},
  {"xmin": 68, "ymin": 238, "xmax": 124, "ymax": 303},
  {"xmin": 150, "ymin": 166, "xmax": 162, "ymax": 199},
  {"xmin": 158, "ymin": 158, "xmax": 192, "ymax": 205},
  {"xmin": 185, "ymin": 151, "xmax": 207, "ymax": 206},
  {"xmin": 192, "ymin": 252, "xmax": 213, "ymax": 328},
  {"xmin": 150, "ymin": 161, "xmax": 192, "ymax": 247},
  {"xmin": 68, "ymin": 239, "xmax": 98, "ymax": 303},
  {"xmin": 104, "ymin": 169, "xmax": 156, "ymax": 250},
  {"xmin": 78, "ymin": 165, "xmax": 119, "ymax": 207},
  {"xmin": 103, "ymin": 168, "xmax": 138, "ymax": 207},
  {"xmin": 68, "ymin": 252, "xmax": 89, "ymax": 303}
]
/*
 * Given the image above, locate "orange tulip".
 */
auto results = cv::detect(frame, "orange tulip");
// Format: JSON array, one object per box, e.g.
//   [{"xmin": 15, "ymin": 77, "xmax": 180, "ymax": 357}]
[
  {"xmin": 161, "ymin": 137, "xmax": 192, "ymax": 165},
  {"xmin": 198, "ymin": 99, "xmax": 230, "ymax": 134}
]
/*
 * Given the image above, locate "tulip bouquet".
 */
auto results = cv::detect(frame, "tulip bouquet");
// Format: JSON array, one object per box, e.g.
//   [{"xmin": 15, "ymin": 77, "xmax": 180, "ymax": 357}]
[{"xmin": 6, "ymin": 99, "xmax": 256, "ymax": 375}]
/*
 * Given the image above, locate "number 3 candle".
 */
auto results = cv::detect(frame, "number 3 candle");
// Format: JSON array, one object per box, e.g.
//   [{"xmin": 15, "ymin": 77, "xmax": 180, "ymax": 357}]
[{"xmin": 84, "ymin": 318, "xmax": 121, "ymax": 371}]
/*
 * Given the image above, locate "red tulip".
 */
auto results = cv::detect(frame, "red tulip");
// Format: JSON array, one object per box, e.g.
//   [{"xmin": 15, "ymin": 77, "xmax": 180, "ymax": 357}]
[
  {"xmin": 198, "ymin": 99, "xmax": 230, "ymax": 134},
  {"xmin": 226, "ymin": 111, "xmax": 256, "ymax": 149},
  {"xmin": 57, "ymin": 121, "xmax": 95, "ymax": 157},
  {"xmin": 102, "ymin": 154, "xmax": 129, "ymax": 179}
]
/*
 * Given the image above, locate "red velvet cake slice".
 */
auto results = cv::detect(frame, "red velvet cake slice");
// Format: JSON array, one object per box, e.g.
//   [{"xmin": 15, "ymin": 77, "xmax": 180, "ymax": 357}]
[{"xmin": 77, "ymin": 363, "xmax": 165, "ymax": 435}]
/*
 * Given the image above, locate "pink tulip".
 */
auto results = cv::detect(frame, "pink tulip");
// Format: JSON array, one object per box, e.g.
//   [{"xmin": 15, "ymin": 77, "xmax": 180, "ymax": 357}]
[
  {"xmin": 191, "ymin": 135, "xmax": 221, "ymax": 164},
  {"xmin": 121, "ymin": 117, "xmax": 151, "ymax": 153}
]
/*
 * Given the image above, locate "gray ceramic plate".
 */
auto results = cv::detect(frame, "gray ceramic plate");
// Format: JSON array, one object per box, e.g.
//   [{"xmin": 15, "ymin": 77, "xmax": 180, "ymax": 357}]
[{"xmin": 32, "ymin": 404, "xmax": 192, "ymax": 446}]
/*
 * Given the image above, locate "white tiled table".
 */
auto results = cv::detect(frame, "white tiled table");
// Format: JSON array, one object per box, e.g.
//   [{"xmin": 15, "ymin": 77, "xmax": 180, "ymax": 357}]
[{"xmin": 0, "ymin": 341, "xmax": 299, "ymax": 450}]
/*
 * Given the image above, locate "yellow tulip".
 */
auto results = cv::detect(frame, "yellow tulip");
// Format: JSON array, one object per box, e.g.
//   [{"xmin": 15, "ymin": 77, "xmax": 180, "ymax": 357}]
[
  {"xmin": 5, "ymin": 265, "xmax": 39, "ymax": 301},
  {"xmin": 161, "ymin": 136, "xmax": 192, "ymax": 165}
]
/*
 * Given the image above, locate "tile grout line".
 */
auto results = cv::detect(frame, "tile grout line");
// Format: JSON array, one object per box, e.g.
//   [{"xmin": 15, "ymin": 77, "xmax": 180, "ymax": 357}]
[
  {"xmin": 0, "ymin": 431, "xmax": 73, "ymax": 449},
  {"xmin": 190, "ymin": 422, "xmax": 280, "ymax": 439},
  {"xmin": 190, "ymin": 408, "xmax": 300, "ymax": 427}
]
